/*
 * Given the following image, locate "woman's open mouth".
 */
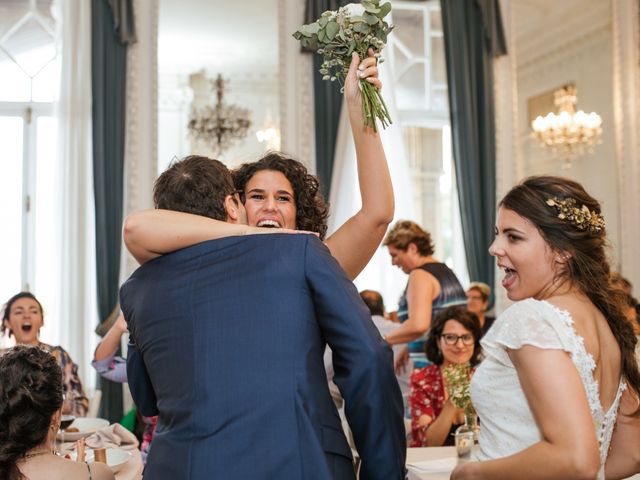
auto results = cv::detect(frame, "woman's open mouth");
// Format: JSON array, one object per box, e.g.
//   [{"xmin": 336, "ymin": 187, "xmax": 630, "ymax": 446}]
[
  {"xmin": 502, "ymin": 267, "xmax": 517, "ymax": 289},
  {"xmin": 21, "ymin": 324, "xmax": 33, "ymax": 333}
]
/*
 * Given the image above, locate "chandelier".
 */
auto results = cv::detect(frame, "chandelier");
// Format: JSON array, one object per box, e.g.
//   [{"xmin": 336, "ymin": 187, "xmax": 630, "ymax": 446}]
[
  {"xmin": 188, "ymin": 74, "xmax": 252, "ymax": 156},
  {"xmin": 531, "ymin": 85, "xmax": 602, "ymax": 168}
]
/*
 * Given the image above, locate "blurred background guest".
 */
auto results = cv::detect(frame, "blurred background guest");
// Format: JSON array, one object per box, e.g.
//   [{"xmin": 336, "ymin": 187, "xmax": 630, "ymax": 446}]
[
  {"xmin": 383, "ymin": 220, "xmax": 467, "ymax": 367},
  {"xmin": 0, "ymin": 345, "xmax": 113, "ymax": 480},
  {"xmin": 359, "ymin": 289, "xmax": 412, "ymax": 396},
  {"xmin": 92, "ymin": 311, "xmax": 157, "ymax": 463},
  {"xmin": 1, "ymin": 292, "xmax": 88, "ymax": 417},
  {"xmin": 466, "ymin": 282, "xmax": 495, "ymax": 336},
  {"xmin": 409, "ymin": 306, "xmax": 482, "ymax": 447}
]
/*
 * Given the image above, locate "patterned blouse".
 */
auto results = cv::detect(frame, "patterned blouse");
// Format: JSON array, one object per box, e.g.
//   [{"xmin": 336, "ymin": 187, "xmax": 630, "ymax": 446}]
[
  {"xmin": 39, "ymin": 342, "xmax": 89, "ymax": 417},
  {"xmin": 409, "ymin": 364, "xmax": 447, "ymax": 447}
]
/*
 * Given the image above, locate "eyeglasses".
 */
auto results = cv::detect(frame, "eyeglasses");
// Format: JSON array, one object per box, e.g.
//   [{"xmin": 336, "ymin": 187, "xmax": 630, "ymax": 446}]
[{"xmin": 441, "ymin": 333, "xmax": 474, "ymax": 346}]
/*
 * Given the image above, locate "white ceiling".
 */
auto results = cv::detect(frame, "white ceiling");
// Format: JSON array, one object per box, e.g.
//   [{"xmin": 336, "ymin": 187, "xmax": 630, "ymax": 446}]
[
  {"xmin": 158, "ymin": 0, "xmax": 280, "ymax": 74},
  {"xmin": 511, "ymin": 0, "xmax": 611, "ymax": 66}
]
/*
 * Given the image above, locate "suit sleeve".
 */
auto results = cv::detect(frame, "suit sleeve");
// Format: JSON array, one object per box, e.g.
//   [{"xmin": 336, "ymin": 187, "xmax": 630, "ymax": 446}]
[
  {"xmin": 126, "ymin": 334, "xmax": 159, "ymax": 417},
  {"xmin": 304, "ymin": 237, "xmax": 407, "ymax": 480}
]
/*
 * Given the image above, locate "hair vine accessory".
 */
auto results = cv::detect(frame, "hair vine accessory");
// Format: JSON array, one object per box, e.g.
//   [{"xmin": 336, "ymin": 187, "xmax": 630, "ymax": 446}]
[{"xmin": 545, "ymin": 197, "xmax": 605, "ymax": 234}]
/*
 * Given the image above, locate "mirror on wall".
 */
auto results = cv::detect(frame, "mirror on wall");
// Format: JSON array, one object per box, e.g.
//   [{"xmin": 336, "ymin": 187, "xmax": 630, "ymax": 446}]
[{"xmin": 157, "ymin": 0, "xmax": 280, "ymax": 174}]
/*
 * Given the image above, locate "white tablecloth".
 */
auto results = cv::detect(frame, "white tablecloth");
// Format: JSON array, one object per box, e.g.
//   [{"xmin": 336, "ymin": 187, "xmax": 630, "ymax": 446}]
[
  {"xmin": 114, "ymin": 449, "xmax": 142, "ymax": 480},
  {"xmin": 406, "ymin": 447, "xmax": 458, "ymax": 480},
  {"xmin": 406, "ymin": 447, "xmax": 640, "ymax": 480},
  {"xmin": 60, "ymin": 443, "xmax": 142, "ymax": 480}
]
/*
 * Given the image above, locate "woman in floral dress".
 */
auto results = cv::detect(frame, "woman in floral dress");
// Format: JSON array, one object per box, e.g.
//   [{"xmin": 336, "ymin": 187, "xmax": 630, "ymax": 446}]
[{"xmin": 409, "ymin": 306, "xmax": 481, "ymax": 446}]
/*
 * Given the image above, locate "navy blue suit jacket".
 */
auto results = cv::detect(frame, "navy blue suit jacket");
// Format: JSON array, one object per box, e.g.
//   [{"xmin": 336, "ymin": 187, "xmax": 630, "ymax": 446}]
[{"xmin": 120, "ymin": 234, "xmax": 406, "ymax": 480}]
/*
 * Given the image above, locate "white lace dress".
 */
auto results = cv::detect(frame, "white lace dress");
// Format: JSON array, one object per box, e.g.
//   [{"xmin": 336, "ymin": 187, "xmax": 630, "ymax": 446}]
[{"xmin": 471, "ymin": 298, "xmax": 626, "ymax": 479}]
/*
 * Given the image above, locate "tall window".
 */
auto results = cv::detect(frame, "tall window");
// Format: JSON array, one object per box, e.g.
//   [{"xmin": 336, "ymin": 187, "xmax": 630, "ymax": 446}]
[
  {"xmin": 392, "ymin": 0, "xmax": 469, "ymax": 285},
  {"xmin": 0, "ymin": 0, "xmax": 59, "ymax": 344}
]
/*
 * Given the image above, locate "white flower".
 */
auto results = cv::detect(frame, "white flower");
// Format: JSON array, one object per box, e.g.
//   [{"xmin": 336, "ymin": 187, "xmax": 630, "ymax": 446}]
[{"xmin": 343, "ymin": 2, "xmax": 365, "ymax": 17}]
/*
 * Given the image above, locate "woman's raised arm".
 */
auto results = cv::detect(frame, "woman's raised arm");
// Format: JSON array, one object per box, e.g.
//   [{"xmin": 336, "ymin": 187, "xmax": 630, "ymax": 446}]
[{"xmin": 324, "ymin": 49, "xmax": 394, "ymax": 280}]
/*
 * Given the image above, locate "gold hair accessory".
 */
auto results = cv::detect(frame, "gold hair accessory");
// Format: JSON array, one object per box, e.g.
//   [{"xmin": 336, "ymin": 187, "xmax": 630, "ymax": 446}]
[{"xmin": 545, "ymin": 197, "xmax": 605, "ymax": 234}]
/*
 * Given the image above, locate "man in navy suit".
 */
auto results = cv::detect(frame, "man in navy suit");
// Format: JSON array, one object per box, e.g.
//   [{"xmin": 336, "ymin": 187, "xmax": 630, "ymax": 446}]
[{"xmin": 120, "ymin": 156, "xmax": 406, "ymax": 480}]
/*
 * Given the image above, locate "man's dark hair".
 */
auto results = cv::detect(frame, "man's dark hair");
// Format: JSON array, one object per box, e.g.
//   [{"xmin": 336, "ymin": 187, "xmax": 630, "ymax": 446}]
[
  {"xmin": 153, "ymin": 155, "xmax": 235, "ymax": 220},
  {"xmin": 359, "ymin": 290, "xmax": 385, "ymax": 317}
]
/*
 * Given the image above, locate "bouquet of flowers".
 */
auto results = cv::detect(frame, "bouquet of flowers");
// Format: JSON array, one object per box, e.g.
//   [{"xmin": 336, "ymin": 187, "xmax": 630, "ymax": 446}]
[
  {"xmin": 293, "ymin": 0, "xmax": 393, "ymax": 132},
  {"xmin": 442, "ymin": 363, "xmax": 476, "ymax": 416}
]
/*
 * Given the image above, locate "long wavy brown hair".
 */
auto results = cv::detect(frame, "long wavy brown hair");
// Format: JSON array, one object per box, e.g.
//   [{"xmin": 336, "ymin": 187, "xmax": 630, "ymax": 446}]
[{"xmin": 500, "ymin": 175, "xmax": 640, "ymax": 403}]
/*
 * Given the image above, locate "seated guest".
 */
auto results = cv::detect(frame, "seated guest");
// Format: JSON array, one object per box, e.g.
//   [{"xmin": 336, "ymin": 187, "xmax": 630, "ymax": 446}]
[
  {"xmin": 92, "ymin": 311, "xmax": 157, "ymax": 462},
  {"xmin": 2, "ymin": 292, "xmax": 88, "ymax": 416},
  {"xmin": 325, "ymin": 289, "xmax": 413, "ymax": 408},
  {"xmin": 359, "ymin": 289, "xmax": 412, "ymax": 394},
  {"xmin": 0, "ymin": 345, "xmax": 114, "ymax": 480},
  {"xmin": 409, "ymin": 306, "xmax": 482, "ymax": 447},
  {"xmin": 466, "ymin": 282, "xmax": 495, "ymax": 336}
]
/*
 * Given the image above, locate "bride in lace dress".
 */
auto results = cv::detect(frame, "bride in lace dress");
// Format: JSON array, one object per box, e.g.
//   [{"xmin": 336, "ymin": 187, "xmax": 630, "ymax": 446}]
[{"xmin": 451, "ymin": 176, "xmax": 640, "ymax": 480}]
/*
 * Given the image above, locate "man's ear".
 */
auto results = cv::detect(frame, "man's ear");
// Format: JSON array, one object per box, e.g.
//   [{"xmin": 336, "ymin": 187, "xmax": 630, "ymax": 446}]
[
  {"xmin": 407, "ymin": 242, "xmax": 418, "ymax": 255},
  {"xmin": 224, "ymin": 194, "xmax": 241, "ymax": 223}
]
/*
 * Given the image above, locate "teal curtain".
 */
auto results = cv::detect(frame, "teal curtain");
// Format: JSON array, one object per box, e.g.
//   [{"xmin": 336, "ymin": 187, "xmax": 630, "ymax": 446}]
[
  {"xmin": 305, "ymin": 0, "xmax": 349, "ymax": 200},
  {"xmin": 91, "ymin": 0, "xmax": 135, "ymax": 423},
  {"xmin": 440, "ymin": 0, "xmax": 506, "ymax": 303}
]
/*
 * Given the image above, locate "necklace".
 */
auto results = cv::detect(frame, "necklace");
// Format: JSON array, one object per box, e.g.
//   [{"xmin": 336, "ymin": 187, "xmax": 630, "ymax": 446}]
[{"xmin": 24, "ymin": 448, "xmax": 52, "ymax": 459}]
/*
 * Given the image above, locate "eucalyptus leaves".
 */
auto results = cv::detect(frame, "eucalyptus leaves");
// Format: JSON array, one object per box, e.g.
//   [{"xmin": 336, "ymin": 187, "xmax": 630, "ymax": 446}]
[
  {"xmin": 442, "ymin": 363, "xmax": 476, "ymax": 416},
  {"xmin": 293, "ymin": 1, "xmax": 393, "ymax": 131}
]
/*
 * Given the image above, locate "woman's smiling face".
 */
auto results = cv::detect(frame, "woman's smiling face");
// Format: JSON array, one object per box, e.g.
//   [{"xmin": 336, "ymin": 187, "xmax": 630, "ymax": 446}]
[
  {"xmin": 4, "ymin": 297, "xmax": 43, "ymax": 345},
  {"xmin": 489, "ymin": 207, "xmax": 564, "ymax": 301},
  {"xmin": 243, "ymin": 170, "xmax": 297, "ymax": 230}
]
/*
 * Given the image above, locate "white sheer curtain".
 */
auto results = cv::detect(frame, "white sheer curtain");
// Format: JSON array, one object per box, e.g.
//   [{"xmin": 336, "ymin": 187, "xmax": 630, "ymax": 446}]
[
  {"xmin": 328, "ymin": 42, "xmax": 416, "ymax": 310},
  {"xmin": 52, "ymin": 0, "xmax": 98, "ymax": 391}
]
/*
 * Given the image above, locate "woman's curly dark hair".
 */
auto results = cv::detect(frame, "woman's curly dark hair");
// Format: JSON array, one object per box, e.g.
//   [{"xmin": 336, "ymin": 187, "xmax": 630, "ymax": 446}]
[
  {"xmin": 424, "ymin": 306, "xmax": 482, "ymax": 366},
  {"xmin": 233, "ymin": 152, "xmax": 330, "ymax": 240},
  {"xmin": 0, "ymin": 345, "xmax": 63, "ymax": 480}
]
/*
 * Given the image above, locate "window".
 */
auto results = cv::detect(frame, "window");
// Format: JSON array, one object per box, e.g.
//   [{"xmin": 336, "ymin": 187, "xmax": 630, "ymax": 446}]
[
  {"xmin": 392, "ymin": 0, "xmax": 469, "ymax": 286},
  {"xmin": 0, "ymin": 0, "xmax": 59, "ymax": 345}
]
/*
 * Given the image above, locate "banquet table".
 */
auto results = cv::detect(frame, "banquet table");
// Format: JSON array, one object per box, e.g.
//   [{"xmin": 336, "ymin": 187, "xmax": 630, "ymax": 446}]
[
  {"xmin": 406, "ymin": 447, "xmax": 458, "ymax": 480},
  {"xmin": 405, "ymin": 447, "xmax": 640, "ymax": 480},
  {"xmin": 114, "ymin": 449, "xmax": 143, "ymax": 480},
  {"xmin": 60, "ymin": 443, "xmax": 142, "ymax": 480}
]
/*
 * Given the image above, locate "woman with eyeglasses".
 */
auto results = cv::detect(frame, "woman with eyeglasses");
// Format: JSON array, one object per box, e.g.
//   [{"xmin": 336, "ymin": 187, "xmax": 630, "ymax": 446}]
[{"xmin": 408, "ymin": 306, "xmax": 482, "ymax": 447}]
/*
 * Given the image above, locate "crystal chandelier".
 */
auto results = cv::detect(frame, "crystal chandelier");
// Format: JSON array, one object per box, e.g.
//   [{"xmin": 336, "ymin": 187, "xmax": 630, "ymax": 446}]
[
  {"xmin": 531, "ymin": 85, "xmax": 602, "ymax": 168},
  {"xmin": 188, "ymin": 74, "xmax": 252, "ymax": 156}
]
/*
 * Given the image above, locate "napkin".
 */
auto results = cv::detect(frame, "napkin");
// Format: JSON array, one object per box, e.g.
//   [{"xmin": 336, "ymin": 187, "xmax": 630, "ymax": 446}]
[
  {"xmin": 407, "ymin": 457, "xmax": 458, "ymax": 473},
  {"xmin": 85, "ymin": 423, "xmax": 139, "ymax": 451}
]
